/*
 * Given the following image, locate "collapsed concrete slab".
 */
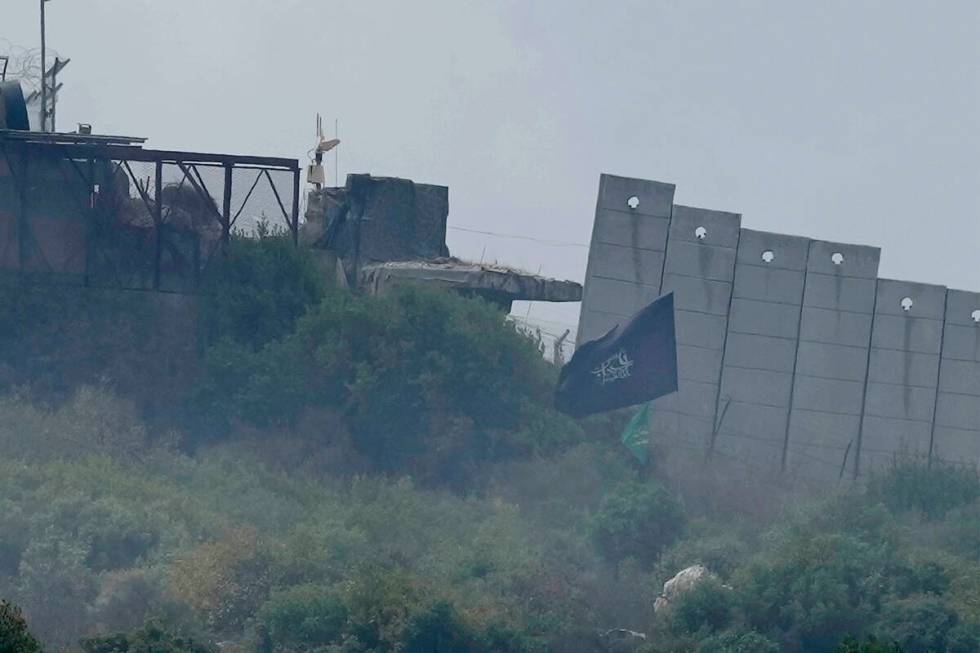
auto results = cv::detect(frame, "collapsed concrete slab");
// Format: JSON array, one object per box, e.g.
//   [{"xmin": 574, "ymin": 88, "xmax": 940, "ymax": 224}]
[
  {"xmin": 360, "ymin": 258, "xmax": 582, "ymax": 312},
  {"xmin": 304, "ymin": 174, "xmax": 582, "ymax": 309}
]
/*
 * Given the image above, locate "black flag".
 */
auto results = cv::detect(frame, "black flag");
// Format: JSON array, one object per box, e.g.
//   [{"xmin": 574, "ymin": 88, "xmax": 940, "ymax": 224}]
[{"xmin": 555, "ymin": 292, "xmax": 677, "ymax": 418}]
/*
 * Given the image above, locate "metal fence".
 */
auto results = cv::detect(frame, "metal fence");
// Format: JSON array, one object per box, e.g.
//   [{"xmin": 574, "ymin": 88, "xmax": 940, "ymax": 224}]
[{"xmin": 0, "ymin": 131, "xmax": 300, "ymax": 292}]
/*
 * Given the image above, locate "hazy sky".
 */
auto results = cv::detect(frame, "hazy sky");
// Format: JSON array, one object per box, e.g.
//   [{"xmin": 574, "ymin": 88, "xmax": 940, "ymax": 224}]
[{"xmin": 5, "ymin": 1, "xmax": 979, "ymax": 341}]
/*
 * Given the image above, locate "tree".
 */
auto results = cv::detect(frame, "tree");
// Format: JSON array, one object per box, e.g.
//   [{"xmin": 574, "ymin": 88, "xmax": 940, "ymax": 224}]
[{"xmin": 0, "ymin": 600, "xmax": 43, "ymax": 653}]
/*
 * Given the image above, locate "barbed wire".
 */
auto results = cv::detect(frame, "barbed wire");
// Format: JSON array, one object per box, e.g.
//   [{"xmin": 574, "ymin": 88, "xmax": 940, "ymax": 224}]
[
  {"xmin": 0, "ymin": 39, "xmax": 59, "ymax": 94},
  {"xmin": 448, "ymin": 224, "xmax": 588, "ymax": 249}
]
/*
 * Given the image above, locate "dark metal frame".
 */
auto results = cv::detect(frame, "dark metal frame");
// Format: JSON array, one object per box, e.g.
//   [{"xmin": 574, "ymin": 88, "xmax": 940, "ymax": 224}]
[{"xmin": 0, "ymin": 132, "xmax": 301, "ymax": 292}]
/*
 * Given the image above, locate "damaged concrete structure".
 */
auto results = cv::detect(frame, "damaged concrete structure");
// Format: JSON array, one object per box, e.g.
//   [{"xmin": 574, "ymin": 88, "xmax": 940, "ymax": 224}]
[
  {"xmin": 304, "ymin": 174, "xmax": 582, "ymax": 311},
  {"xmin": 578, "ymin": 174, "xmax": 980, "ymax": 482}
]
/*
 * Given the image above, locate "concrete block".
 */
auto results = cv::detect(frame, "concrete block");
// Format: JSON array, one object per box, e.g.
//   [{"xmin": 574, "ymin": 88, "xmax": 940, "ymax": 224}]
[
  {"xmin": 803, "ymin": 274, "xmax": 877, "ymax": 313},
  {"xmin": 941, "ymin": 323, "xmax": 980, "ymax": 362},
  {"xmin": 868, "ymin": 348, "xmax": 940, "ymax": 388},
  {"xmin": 720, "ymin": 366, "xmax": 794, "ymax": 408},
  {"xmin": 735, "ymin": 229, "xmax": 810, "ymax": 271},
  {"xmin": 859, "ymin": 416, "xmax": 933, "ymax": 471},
  {"xmin": 875, "ymin": 279, "xmax": 947, "ymax": 318},
  {"xmin": 664, "ymin": 241, "xmax": 738, "ymax": 282},
  {"xmin": 945, "ymin": 289, "xmax": 980, "ymax": 326},
  {"xmin": 729, "ymin": 297, "xmax": 802, "ymax": 340},
  {"xmin": 733, "ymin": 264, "xmax": 806, "ymax": 305},
  {"xmin": 938, "ymin": 359, "xmax": 980, "ymax": 396},
  {"xmin": 675, "ymin": 310, "xmax": 728, "ymax": 350},
  {"xmin": 863, "ymin": 382, "xmax": 937, "ymax": 422},
  {"xmin": 799, "ymin": 306, "xmax": 874, "ymax": 348},
  {"xmin": 581, "ymin": 275, "xmax": 660, "ymax": 318},
  {"xmin": 935, "ymin": 392, "xmax": 980, "ymax": 431},
  {"xmin": 669, "ymin": 205, "xmax": 741, "ymax": 247},
  {"xmin": 597, "ymin": 174, "xmax": 675, "ymax": 218},
  {"xmin": 807, "ymin": 240, "xmax": 881, "ymax": 278},
  {"xmin": 724, "ymin": 332, "xmax": 799, "ymax": 373},
  {"xmin": 792, "ymin": 375, "xmax": 866, "ymax": 415},
  {"xmin": 588, "ymin": 242, "xmax": 665, "ymax": 286},
  {"xmin": 795, "ymin": 341, "xmax": 871, "ymax": 381},
  {"xmin": 871, "ymin": 315, "xmax": 943, "ymax": 355},
  {"xmin": 930, "ymin": 425, "xmax": 980, "ymax": 464},
  {"xmin": 677, "ymin": 345, "xmax": 724, "ymax": 384},
  {"xmin": 662, "ymin": 273, "xmax": 733, "ymax": 315},
  {"xmin": 593, "ymin": 209, "xmax": 671, "ymax": 252}
]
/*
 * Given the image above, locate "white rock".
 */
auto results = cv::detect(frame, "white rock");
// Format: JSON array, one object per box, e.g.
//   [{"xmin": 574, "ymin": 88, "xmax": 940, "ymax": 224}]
[{"xmin": 654, "ymin": 564, "xmax": 711, "ymax": 612}]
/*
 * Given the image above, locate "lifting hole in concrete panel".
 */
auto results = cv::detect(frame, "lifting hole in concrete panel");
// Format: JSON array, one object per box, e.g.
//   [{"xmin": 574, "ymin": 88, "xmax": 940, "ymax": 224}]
[
  {"xmin": 761, "ymin": 250, "xmax": 775, "ymax": 263},
  {"xmin": 831, "ymin": 252, "xmax": 845, "ymax": 265},
  {"xmin": 971, "ymin": 309, "xmax": 980, "ymax": 324},
  {"xmin": 627, "ymin": 196, "xmax": 640, "ymax": 210},
  {"xmin": 695, "ymin": 226, "xmax": 707, "ymax": 240},
  {"xmin": 900, "ymin": 297, "xmax": 914, "ymax": 312}
]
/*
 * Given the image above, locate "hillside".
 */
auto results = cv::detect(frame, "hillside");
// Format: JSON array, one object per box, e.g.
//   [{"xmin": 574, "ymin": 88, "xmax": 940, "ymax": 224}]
[{"xmin": 0, "ymin": 235, "xmax": 978, "ymax": 653}]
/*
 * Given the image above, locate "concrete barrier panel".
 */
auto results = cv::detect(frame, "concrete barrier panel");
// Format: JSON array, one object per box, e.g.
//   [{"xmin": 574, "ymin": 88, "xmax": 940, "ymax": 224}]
[
  {"xmin": 715, "ymin": 229, "xmax": 809, "ymax": 472},
  {"xmin": 577, "ymin": 175, "xmax": 675, "ymax": 345},
  {"xmin": 649, "ymin": 204, "xmax": 741, "ymax": 462},
  {"xmin": 859, "ymin": 280, "xmax": 945, "ymax": 473},
  {"xmin": 930, "ymin": 289, "xmax": 979, "ymax": 465},
  {"xmin": 787, "ymin": 240, "xmax": 880, "ymax": 479}
]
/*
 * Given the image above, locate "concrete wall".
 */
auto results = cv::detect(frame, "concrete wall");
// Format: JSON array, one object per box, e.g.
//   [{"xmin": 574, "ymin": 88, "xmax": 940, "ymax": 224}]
[
  {"xmin": 578, "ymin": 174, "xmax": 980, "ymax": 478},
  {"xmin": 933, "ymin": 290, "xmax": 980, "ymax": 464}
]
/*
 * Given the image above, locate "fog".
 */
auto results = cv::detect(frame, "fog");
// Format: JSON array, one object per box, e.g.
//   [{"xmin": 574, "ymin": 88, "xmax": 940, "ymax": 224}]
[{"xmin": 1, "ymin": 3, "xmax": 979, "ymax": 652}]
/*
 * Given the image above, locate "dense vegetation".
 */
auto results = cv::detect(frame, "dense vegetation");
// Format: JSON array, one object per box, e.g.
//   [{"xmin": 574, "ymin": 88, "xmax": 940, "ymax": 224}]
[{"xmin": 0, "ymin": 236, "xmax": 978, "ymax": 653}]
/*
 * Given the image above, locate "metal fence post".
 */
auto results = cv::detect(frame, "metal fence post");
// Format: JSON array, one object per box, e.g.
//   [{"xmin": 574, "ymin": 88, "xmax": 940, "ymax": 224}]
[
  {"xmin": 154, "ymin": 160, "xmax": 163, "ymax": 290},
  {"xmin": 291, "ymin": 168, "xmax": 300, "ymax": 246},
  {"xmin": 222, "ymin": 164, "xmax": 233, "ymax": 245}
]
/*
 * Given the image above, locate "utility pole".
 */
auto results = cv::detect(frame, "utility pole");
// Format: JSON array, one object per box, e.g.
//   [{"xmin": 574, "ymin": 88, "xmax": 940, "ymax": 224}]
[{"xmin": 39, "ymin": 0, "xmax": 46, "ymax": 130}]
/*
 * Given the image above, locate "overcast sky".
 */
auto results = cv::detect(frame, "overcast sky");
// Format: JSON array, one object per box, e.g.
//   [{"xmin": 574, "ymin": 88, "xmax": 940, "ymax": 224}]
[{"xmin": 5, "ymin": 1, "xmax": 979, "ymax": 340}]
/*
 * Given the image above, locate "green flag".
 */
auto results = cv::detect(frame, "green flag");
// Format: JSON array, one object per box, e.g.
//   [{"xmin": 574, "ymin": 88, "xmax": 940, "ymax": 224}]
[{"xmin": 621, "ymin": 403, "xmax": 651, "ymax": 465}]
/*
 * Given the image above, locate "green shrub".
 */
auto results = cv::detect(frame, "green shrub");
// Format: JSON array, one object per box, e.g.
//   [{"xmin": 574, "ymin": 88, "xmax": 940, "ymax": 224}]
[
  {"xmin": 668, "ymin": 579, "xmax": 734, "ymax": 635},
  {"xmin": 836, "ymin": 636, "xmax": 903, "ymax": 653},
  {"xmin": 256, "ymin": 585, "xmax": 348, "ymax": 650},
  {"xmin": 590, "ymin": 480, "xmax": 686, "ymax": 565},
  {"xmin": 80, "ymin": 621, "xmax": 215, "ymax": 653},
  {"xmin": 697, "ymin": 629, "xmax": 779, "ymax": 653},
  {"xmin": 737, "ymin": 532, "xmax": 886, "ymax": 651},
  {"xmin": 15, "ymin": 534, "xmax": 97, "ymax": 651},
  {"xmin": 199, "ymin": 234, "xmax": 325, "ymax": 350},
  {"xmin": 401, "ymin": 601, "xmax": 476, "ymax": 653},
  {"xmin": 655, "ymin": 529, "xmax": 750, "ymax": 584},
  {"xmin": 192, "ymin": 284, "xmax": 583, "ymax": 486},
  {"xmin": 0, "ymin": 600, "xmax": 43, "ymax": 653},
  {"xmin": 868, "ymin": 458, "xmax": 980, "ymax": 520},
  {"xmin": 945, "ymin": 622, "xmax": 980, "ymax": 653},
  {"xmin": 876, "ymin": 595, "xmax": 962, "ymax": 653}
]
